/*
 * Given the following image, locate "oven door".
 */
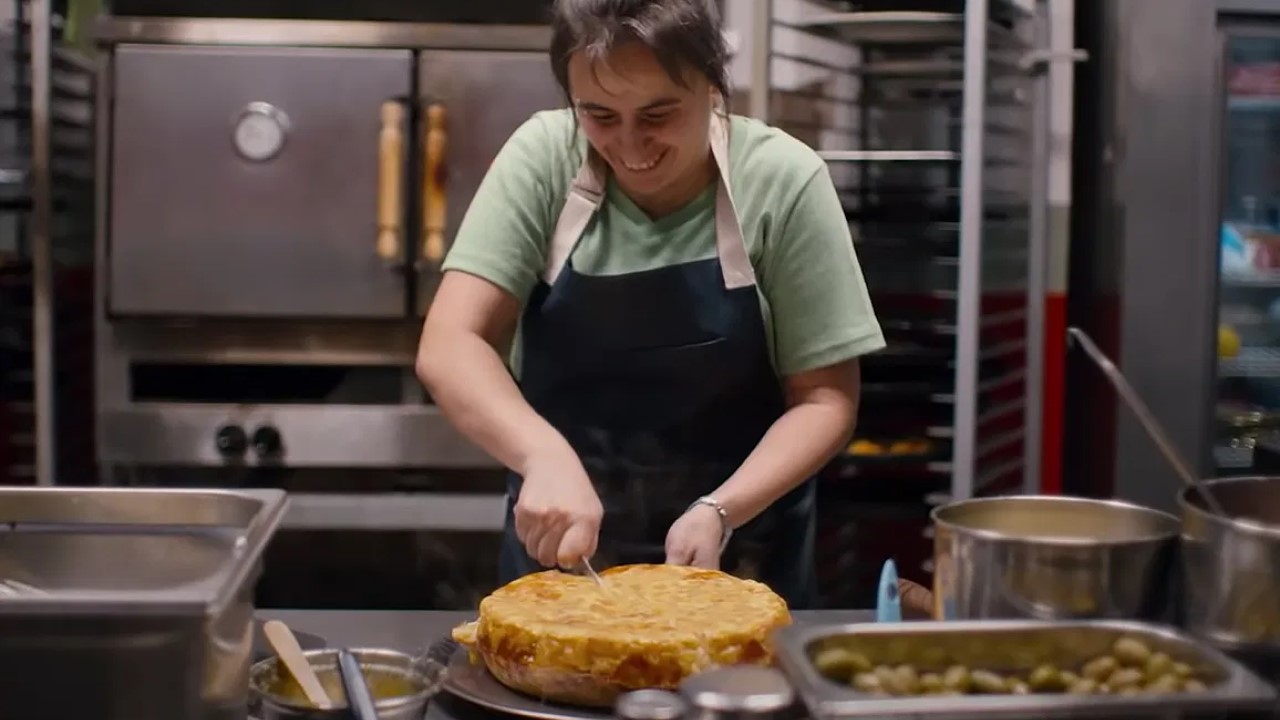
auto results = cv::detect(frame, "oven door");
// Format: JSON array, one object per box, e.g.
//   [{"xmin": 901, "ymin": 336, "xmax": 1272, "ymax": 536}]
[
  {"xmin": 415, "ymin": 49, "xmax": 565, "ymax": 312},
  {"xmin": 108, "ymin": 45, "xmax": 414, "ymax": 319}
]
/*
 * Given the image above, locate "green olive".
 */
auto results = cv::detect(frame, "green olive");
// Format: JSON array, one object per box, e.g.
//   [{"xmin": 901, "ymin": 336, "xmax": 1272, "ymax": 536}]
[
  {"xmin": 1082, "ymin": 656, "xmax": 1118, "ymax": 681},
  {"xmin": 1143, "ymin": 652, "xmax": 1174, "ymax": 682},
  {"xmin": 1067, "ymin": 678, "xmax": 1100, "ymax": 695},
  {"xmin": 1108, "ymin": 668, "xmax": 1145, "ymax": 690},
  {"xmin": 813, "ymin": 647, "xmax": 872, "ymax": 678},
  {"xmin": 1182, "ymin": 678, "xmax": 1208, "ymax": 693},
  {"xmin": 852, "ymin": 672, "xmax": 882, "ymax": 693},
  {"xmin": 942, "ymin": 665, "xmax": 971, "ymax": 693},
  {"xmin": 876, "ymin": 665, "xmax": 912, "ymax": 696},
  {"xmin": 1112, "ymin": 637, "xmax": 1153, "ymax": 666},
  {"xmin": 1028, "ymin": 664, "xmax": 1063, "ymax": 691},
  {"xmin": 969, "ymin": 670, "xmax": 1008, "ymax": 694},
  {"xmin": 919, "ymin": 673, "xmax": 944, "ymax": 694},
  {"xmin": 1145, "ymin": 674, "xmax": 1181, "ymax": 694},
  {"xmin": 824, "ymin": 637, "xmax": 1211, "ymax": 699},
  {"xmin": 893, "ymin": 665, "xmax": 921, "ymax": 695}
]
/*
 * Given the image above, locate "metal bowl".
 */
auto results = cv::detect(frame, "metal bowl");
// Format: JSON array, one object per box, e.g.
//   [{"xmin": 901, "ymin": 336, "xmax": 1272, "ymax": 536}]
[
  {"xmin": 1179, "ymin": 476, "xmax": 1280, "ymax": 665},
  {"xmin": 249, "ymin": 647, "xmax": 446, "ymax": 720},
  {"xmin": 931, "ymin": 495, "xmax": 1180, "ymax": 622}
]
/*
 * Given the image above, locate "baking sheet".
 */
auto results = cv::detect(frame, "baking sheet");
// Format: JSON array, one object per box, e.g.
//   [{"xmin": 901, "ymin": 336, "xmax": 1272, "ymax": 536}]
[{"xmin": 443, "ymin": 644, "xmax": 610, "ymax": 720}]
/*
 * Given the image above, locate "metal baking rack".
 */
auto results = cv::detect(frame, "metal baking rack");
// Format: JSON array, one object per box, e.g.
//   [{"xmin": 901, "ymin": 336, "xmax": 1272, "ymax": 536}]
[
  {"xmin": 0, "ymin": 0, "xmax": 95, "ymax": 486},
  {"xmin": 751, "ymin": 0, "xmax": 1053, "ymax": 604}
]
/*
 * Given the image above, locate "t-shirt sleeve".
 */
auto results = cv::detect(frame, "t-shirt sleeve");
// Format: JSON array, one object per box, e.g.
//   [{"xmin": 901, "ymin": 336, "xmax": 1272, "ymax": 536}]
[
  {"xmin": 439, "ymin": 115, "xmax": 557, "ymax": 304},
  {"xmin": 761, "ymin": 164, "xmax": 886, "ymax": 376}
]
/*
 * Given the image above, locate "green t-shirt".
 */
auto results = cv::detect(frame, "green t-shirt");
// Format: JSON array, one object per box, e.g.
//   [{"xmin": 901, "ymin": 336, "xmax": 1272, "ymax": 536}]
[{"xmin": 441, "ymin": 109, "xmax": 885, "ymax": 377}]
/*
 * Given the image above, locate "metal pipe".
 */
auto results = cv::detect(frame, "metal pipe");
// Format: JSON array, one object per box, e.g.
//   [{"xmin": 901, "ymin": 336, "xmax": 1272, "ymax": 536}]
[
  {"xmin": 749, "ymin": 0, "xmax": 772, "ymax": 121},
  {"xmin": 29, "ymin": 0, "xmax": 55, "ymax": 486},
  {"xmin": 952, "ymin": 0, "xmax": 991, "ymax": 501},
  {"xmin": 1023, "ymin": 0, "xmax": 1051, "ymax": 494}
]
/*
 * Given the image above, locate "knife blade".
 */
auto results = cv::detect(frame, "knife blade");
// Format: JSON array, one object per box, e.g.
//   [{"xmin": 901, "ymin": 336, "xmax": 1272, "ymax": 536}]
[{"xmin": 580, "ymin": 556, "xmax": 608, "ymax": 590}]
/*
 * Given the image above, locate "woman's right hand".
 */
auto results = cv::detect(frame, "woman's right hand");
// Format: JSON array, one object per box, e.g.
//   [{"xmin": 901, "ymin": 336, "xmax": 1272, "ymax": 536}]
[{"xmin": 514, "ymin": 448, "xmax": 604, "ymax": 569}]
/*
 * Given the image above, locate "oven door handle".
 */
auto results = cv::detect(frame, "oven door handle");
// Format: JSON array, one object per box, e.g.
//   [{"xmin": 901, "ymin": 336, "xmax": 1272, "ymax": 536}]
[
  {"xmin": 376, "ymin": 100, "xmax": 406, "ymax": 266},
  {"xmin": 420, "ymin": 102, "xmax": 448, "ymax": 269}
]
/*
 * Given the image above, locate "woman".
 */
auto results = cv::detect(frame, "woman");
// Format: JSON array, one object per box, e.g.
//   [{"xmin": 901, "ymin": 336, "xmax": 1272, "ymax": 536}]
[{"xmin": 416, "ymin": 0, "xmax": 884, "ymax": 610}]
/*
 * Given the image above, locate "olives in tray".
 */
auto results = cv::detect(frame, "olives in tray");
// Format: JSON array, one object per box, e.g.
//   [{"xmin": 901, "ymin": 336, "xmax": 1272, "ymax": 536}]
[{"xmin": 823, "ymin": 636, "xmax": 1213, "ymax": 698}]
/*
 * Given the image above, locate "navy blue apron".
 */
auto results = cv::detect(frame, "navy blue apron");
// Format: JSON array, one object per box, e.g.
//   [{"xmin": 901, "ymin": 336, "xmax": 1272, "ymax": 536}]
[{"xmin": 498, "ymin": 107, "xmax": 819, "ymax": 609}]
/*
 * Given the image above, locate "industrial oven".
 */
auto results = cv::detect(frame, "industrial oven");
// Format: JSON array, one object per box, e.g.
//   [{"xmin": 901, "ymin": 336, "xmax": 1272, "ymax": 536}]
[{"xmin": 93, "ymin": 17, "xmax": 564, "ymax": 607}]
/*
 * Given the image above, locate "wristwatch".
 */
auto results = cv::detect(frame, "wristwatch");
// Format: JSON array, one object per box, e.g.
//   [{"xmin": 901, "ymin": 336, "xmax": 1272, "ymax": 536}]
[{"xmin": 688, "ymin": 495, "xmax": 733, "ymax": 554}]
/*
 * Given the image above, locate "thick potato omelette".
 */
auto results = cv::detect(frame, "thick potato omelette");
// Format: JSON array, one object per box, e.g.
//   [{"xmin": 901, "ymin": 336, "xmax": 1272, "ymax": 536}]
[{"xmin": 451, "ymin": 563, "xmax": 792, "ymax": 707}]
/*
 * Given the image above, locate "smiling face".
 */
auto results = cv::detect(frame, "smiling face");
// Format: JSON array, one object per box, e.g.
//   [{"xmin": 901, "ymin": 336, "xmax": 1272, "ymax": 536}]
[{"xmin": 567, "ymin": 42, "xmax": 716, "ymax": 217}]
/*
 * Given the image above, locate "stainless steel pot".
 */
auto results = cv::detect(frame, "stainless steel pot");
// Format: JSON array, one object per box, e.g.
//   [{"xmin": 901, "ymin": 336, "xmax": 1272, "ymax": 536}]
[
  {"xmin": 1179, "ymin": 476, "xmax": 1280, "ymax": 666},
  {"xmin": 931, "ymin": 495, "xmax": 1180, "ymax": 621},
  {"xmin": 249, "ymin": 648, "xmax": 445, "ymax": 720}
]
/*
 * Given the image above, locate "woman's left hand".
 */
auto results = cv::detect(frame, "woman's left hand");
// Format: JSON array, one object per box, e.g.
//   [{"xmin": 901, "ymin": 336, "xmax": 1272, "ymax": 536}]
[{"xmin": 664, "ymin": 504, "xmax": 724, "ymax": 569}]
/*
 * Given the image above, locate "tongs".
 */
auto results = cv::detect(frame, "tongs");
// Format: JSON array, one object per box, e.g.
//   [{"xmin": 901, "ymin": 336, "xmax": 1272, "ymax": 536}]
[{"xmin": 338, "ymin": 649, "xmax": 379, "ymax": 720}]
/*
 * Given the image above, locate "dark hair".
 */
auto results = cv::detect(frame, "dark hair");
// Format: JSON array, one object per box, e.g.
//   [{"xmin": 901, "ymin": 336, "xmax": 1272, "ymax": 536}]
[{"xmin": 549, "ymin": 0, "xmax": 731, "ymax": 104}]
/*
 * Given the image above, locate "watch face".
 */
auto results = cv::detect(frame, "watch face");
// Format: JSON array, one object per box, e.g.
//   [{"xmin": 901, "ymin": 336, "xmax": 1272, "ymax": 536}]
[{"xmin": 233, "ymin": 103, "xmax": 289, "ymax": 161}]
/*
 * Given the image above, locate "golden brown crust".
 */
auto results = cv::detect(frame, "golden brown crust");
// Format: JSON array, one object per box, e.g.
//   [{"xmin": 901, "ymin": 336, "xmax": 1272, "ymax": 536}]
[{"xmin": 451, "ymin": 564, "xmax": 792, "ymax": 707}]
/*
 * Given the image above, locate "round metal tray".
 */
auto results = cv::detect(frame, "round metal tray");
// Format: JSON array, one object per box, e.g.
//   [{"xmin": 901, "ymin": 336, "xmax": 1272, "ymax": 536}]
[{"xmin": 443, "ymin": 645, "xmax": 610, "ymax": 720}]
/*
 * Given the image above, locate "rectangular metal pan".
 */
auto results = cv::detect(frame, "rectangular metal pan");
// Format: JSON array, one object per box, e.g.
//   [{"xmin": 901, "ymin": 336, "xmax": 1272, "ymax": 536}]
[{"xmin": 773, "ymin": 620, "xmax": 1277, "ymax": 719}]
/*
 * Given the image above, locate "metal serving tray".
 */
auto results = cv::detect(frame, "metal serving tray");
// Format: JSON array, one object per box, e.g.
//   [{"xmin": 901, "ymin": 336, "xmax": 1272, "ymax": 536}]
[
  {"xmin": 773, "ymin": 620, "xmax": 1278, "ymax": 719},
  {"xmin": 0, "ymin": 487, "xmax": 289, "ymax": 720}
]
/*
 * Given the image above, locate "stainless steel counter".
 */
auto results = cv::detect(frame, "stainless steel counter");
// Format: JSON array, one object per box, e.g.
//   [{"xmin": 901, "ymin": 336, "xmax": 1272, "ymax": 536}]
[{"xmin": 255, "ymin": 609, "xmax": 874, "ymax": 720}]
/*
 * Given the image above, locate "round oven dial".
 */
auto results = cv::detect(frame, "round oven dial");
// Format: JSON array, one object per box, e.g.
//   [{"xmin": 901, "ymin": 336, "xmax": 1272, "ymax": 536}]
[{"xmin": 233, "ymin": 102, "xmax": 289, "ymax": 162}]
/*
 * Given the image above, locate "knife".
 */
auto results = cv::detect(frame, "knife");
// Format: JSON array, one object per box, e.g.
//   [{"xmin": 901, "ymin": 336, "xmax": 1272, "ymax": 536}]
[{"xmin": 580, "ymin": 556, "xmax": 608, "ymax": 590}]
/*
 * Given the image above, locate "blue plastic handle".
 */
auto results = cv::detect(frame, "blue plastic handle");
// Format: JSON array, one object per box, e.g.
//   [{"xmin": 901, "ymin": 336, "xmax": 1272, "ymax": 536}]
[{"xmin": 875, "ymin": 559, "xmax": 902, "ymax": 623}]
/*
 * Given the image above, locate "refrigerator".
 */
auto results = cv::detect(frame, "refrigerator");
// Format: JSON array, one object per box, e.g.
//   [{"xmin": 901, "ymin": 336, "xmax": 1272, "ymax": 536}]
[{"xmin": 1068, "ymin": 0, "xmax": 1280, "ymax": 513}]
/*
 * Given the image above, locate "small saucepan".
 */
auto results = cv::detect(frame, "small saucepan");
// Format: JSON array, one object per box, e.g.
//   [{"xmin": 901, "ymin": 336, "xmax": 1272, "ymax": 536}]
[{"xmin": 249, "ymin": 648, "xmax": 446, "ymax": 720}]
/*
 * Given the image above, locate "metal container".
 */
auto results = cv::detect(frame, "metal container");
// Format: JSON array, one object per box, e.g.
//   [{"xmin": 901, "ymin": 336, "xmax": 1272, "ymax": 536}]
[
  {"xmin": 1179, "ymin": 475, "xmax": 1280, "ymax": 678},
  {"xmin": 249, "ymin": 648, "xmax": 446, "ymax": 720},
  {"xmin": 615, "ymin": 689, "xmax": 689, "ymax": 720},
  {"xmin": 678, "ymin": 666, "xmax": 796, "ymax": 720},
  {"xmin": 931, "ymin": 495, "xmax": 1180, "ymax": 621},
  {"xmin": 772, "ymin": 619, "xmax": 1277, "ymax": 719},
  {"xmin": 0, "ymin": 487, "xmax": 287, "ymax": 720}
]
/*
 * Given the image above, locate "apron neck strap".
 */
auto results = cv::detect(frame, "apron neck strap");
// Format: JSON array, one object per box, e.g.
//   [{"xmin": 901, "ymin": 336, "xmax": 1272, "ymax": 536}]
[{"xmin": 543, "ymin": 103, "xmax": 757, "ymax": 289}]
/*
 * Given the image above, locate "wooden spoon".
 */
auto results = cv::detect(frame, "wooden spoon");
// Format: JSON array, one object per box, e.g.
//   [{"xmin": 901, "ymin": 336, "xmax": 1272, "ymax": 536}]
[{"xmin": 263, "ymin": 619, "xmax": 334, "ymax": 709}]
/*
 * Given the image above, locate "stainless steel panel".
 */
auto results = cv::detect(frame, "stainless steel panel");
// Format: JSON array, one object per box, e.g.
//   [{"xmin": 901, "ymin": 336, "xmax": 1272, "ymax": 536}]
[
  {"xmin": 415, "ymin": 50, "xmax": 564, "ymax": 313},
  {"xmin": 98, "ymin": 404, "xmax": 500, "ymax": 468},
  {"xmin": 1070, "ymin": 0, "xmax": 1223, "ymax": 512},
  {"xmin": 108, "ymin": 44, "xmax": 413, "ymax": 318}
]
